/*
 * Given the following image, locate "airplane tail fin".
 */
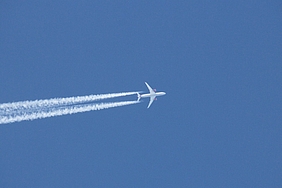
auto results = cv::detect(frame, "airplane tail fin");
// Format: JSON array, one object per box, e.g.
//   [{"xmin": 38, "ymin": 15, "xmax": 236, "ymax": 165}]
[{"xmin": 137, "ymin": 93, "xmax": 141, "ymax": 101}]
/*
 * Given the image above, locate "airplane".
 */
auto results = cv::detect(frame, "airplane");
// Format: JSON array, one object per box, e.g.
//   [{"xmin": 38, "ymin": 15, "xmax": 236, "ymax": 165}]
[{"xmin": 137, "ymin": 82, "xmax": 166, "ymax": 108}]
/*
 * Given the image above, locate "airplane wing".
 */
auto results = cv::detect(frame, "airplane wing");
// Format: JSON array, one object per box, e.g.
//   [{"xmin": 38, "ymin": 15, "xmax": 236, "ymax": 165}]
[
  {"xmin": 147, "ymin": 96, "xmax": 156, "ymax": 108},
  {"xmin": 145, "ymin": 82, "xmax": 155, "ymax": 94}
]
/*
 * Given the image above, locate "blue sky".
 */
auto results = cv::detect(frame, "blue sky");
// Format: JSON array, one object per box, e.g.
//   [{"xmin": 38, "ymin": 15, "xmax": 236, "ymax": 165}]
[{"xmin": 1, "ymin": 1, "xmax": 281, "ymax": 187}]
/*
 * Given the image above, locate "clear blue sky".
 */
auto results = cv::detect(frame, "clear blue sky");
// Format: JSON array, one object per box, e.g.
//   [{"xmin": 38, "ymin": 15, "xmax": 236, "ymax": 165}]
[{"xmin": 1, "ymin": 1, "xmax": 281, "ymax": 187}]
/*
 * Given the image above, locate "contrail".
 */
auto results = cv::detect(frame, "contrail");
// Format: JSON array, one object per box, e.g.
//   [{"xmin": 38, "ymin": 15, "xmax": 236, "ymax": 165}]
[
  {"xmin": 0, "ymin": 100, "xmax": 139, "ymax": 124},
  {"xmin": 0, "ymin": 91, "xmax": 138, "ymax": 113}
]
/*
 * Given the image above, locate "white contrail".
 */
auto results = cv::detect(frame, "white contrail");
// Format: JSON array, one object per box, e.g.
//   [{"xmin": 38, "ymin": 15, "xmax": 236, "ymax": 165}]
[
  {"xmin": 0, "ymin": 91, "xmax": 138, "ymax": 113},
  {"xmin": 0, "ymin": 100, "xmax": 139, "ymax": 124}
]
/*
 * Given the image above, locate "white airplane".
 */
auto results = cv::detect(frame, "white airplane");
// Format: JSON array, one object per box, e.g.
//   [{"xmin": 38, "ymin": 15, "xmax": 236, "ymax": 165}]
[{"xmin": 137, "ymin": 82, "xmax": 166, "ymax": 108}]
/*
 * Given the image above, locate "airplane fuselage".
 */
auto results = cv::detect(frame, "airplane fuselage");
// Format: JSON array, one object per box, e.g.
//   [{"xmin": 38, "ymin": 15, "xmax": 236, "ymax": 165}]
[{"xmin": 140, "ymin": 92, "xmax": 166, "ymax": 98}]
